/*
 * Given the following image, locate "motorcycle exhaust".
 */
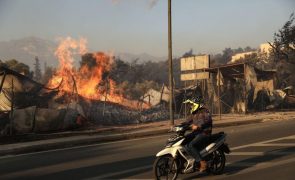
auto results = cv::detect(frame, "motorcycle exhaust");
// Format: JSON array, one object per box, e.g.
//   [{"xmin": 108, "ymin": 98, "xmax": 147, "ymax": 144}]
[{"xmin": 200, "ymin": 137, "xmax": 225, "ymax": 157}]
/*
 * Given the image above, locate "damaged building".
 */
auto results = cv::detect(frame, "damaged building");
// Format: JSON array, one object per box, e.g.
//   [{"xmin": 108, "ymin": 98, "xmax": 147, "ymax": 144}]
[
  {"xmin": 0, "ymin": 66, "xmax": 88, "ymax": 135},
  {"xmin": 0, "ymin": 66, "xmax": 167, "ymax": 136},
  {"xmin": 179, "ymin": 55, "xmax": 294, "ymax": 117}
]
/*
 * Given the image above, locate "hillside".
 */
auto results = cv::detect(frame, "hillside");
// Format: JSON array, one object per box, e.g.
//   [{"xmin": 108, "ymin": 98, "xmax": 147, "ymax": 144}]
[{"xmin": 0, "ymin": 37, "xmax": 166, "ymax": 71}]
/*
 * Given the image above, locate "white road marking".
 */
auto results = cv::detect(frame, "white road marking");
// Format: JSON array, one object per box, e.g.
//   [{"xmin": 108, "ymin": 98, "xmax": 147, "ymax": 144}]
[
  {"xmin": 1, "ymin": 134, "xmax": 295, "ymax": 179},
  {"xmin": 85, "ymin": 156, "xmax": 295, "ymax": 179},
  {"xmin": 1, "ymin": 134, "xmax": 294, "ymax": 160},
  {"xmin": 0, "ymin": 156, "xmax": 151, "ymax": 179},
  {"xmin": 229, "ymin": 151, "xmax": 293, "ymax": 156},
  {"xmin": 214, "ymin": 157, "xmax": 295, "ymax": 179},
  {"xmin": 231, "ymin": 135, "xmax": 295, "ymax": 150},
  {"xmin": 0, "ymin": 134, "xmax": 170, "ymax": 160},
  {"xmin": 254, "ymin": 143, "xmax": 295, "ymax": 147}
]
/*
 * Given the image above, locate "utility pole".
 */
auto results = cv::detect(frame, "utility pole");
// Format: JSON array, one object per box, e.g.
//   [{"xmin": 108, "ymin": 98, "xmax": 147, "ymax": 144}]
[{"xmin": 168, "ymin": 0, "xmax": 174, "ymax": 127}]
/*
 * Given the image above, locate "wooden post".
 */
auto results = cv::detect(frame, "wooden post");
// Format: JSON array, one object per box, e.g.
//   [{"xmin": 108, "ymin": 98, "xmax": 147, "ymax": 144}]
[
  {"xmin": 173, "ymin": 78, "xmax": 177, "ymax": 112},
  {"xmin": 0, "ymin": 72, "xmax": 6, "ymax": 93},
  {"xmin": 10, "ymin": 78, "xmax": 14, "ymax": 136},
  {"xmin": 244, "ymin": 63, "xmax": 247, "ymax": 114},
  {"xmin": 203, "ymin": 69, "xmax": 206, "ymax": 103},
  {"xmin": 210, "ymin": 73, "xmax": 214, "ymax": 114},
  {"xmin": 159, "ymin": 83, "xmax": 165, "ymax": 104},
  {"xmin": 71, "ymin": 75, "xmax": 79, "ymax": 103},
  {"xmin": 184, "ymin": 81, "xmax": 187, "ymax": 119},
  {"xmin": 102, "ymin": 78, "xmax": 109, "ymax": 117},
  {"xmin": 217, "ymin": 68, "xmax": 221, "ymax": 120}
]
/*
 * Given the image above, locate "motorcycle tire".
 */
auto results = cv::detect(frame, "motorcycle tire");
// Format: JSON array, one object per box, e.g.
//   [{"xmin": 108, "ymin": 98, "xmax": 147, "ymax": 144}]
[{"xmin": 153, "ymin": 155, "xmax": 179, "ymax": 180}]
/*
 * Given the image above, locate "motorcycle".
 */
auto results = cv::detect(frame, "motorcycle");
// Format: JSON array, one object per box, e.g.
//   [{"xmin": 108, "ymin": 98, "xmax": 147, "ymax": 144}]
[{"xmin": 153, "ymin": 123, "xmax": 230, "ymax": 180}]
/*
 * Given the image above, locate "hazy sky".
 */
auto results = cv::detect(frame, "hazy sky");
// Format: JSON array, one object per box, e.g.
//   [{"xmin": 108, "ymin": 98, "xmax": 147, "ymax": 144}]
[{"xmin": 0, "ymin": 0, "xmax": 294, "ymax": 56}]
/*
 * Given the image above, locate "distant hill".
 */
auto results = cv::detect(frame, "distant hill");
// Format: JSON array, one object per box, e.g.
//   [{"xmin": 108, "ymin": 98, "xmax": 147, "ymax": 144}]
[
  {"xmin": 0, "ymin": 37, "xmax": 58, "ymax": 70},
  {"xmin": 0, "ymin": 37, "xmax": 167, "ymax": 71}
]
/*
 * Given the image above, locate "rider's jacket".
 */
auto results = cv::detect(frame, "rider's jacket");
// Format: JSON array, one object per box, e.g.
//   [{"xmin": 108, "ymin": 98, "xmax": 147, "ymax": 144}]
[{"xmin": 185, "ymin": 107, "xmax": 212, "ymax": 135}]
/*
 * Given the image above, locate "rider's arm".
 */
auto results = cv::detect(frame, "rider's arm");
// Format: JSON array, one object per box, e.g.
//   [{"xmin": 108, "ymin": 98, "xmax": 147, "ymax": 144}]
[
  {"xmin": 193, "ymin": 109, "xmax": 210, "ymax": 130},
  {"xmin": 189, "ymin": 114, "xmax": 200, "ymax": 131},
  {"xmin": 181, "ymin": 115, "xmax": 193, "ymax": 126},
  {"xmin": 195, "ymin": 109, "xmax": 212, "ymax": 130}
]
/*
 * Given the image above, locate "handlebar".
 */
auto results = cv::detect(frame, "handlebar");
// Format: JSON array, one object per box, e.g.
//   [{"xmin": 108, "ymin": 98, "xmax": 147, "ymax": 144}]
[{"xmin": 170, "ymin": 123, "xmax": 191, "ymax": 133}]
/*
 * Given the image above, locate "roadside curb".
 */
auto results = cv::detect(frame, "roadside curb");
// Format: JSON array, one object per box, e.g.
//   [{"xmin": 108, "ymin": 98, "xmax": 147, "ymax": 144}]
[
  {"xmin": 0, "ymin": 118, "xmax": 264, "ymax": 157},
  {"xmin": 214, "ymin": 118, "xmax": 263, "ymax": 128}
]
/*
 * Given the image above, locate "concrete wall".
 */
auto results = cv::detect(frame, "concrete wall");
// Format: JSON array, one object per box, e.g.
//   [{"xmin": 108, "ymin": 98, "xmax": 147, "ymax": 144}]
[{"xmin": 231, "ymin": 51, "xmax": 256, "ymax": 63}]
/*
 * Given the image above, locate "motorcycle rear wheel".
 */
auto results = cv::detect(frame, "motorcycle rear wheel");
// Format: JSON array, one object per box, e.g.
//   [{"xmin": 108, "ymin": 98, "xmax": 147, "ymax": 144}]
[
  {"xmin": 207, "ymin": 149, "xmax": 226, "ymax": 175},
  {"xmin": 153, "ymin": 155, "xmax": 179, "ymax": 180}
]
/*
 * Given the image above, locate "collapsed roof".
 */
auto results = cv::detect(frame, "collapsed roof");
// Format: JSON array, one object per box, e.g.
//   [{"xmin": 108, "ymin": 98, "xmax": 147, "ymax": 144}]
[{"xmin": 0, "ymin": 66, "xmax": 58, "ymax": 111}]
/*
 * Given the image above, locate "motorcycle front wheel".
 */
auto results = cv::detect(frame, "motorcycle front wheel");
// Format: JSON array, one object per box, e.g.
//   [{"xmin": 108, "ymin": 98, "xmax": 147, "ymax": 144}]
[{"xmin": 153, "ymin": 155, "xmax": 179, "ymax": 180}]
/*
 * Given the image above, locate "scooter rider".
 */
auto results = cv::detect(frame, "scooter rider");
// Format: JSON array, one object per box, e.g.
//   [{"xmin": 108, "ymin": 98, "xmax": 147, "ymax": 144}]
[{"xmin": 182, "ymin": 96, "xmax": 213, "ymax": 173}]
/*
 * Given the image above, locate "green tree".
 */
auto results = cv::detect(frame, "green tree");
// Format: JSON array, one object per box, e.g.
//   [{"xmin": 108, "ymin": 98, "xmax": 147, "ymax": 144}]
[
  {"xmin": 34, "ymin": 56, "xmax": 42, "ymax": 82},
  {"xmin": 244, "ymin": 46, "xmax": 256, "ymax": 52},
  {"xmin": 270, "ymin": 13, "xmax": 295, "ymax": 64},
  {"xmin": 270, "ymin": 13, "xmax": 295, "ymax": 87},
  {"xmin": 233, "ymin": 47, "xmax": 244, "ymax": 54},
  {"xmin": 182, "ymin": 49, "xmax": 194, "ymax": 58},
  {"xmin": 221, "ymin": 48, "xmax": 234, "ymax": 64}
]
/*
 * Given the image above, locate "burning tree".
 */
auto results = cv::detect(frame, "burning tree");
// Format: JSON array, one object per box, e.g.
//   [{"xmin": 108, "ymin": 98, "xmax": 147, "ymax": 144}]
[{"xmin": 47, "ymin": 37, "xmax": 149, "ymax": 110}]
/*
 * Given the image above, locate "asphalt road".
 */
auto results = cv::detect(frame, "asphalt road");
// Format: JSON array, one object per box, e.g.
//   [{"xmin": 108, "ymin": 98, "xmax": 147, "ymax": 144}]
[{"xmin": 0, "ymin": 119, "xmax": 295, "ymax": 180}]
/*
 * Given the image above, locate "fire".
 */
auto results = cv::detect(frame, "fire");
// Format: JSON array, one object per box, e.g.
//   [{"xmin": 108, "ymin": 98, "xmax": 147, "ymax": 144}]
[{"xmin": 48, "ymin": 37, "xmax": 148, "ymax": 109}]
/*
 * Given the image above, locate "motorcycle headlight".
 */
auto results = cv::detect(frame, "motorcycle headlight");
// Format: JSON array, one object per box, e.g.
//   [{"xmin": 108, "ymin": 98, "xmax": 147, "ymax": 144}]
[{"xmin": 174, "ymin": 126, "xmax": 183, "ymax": 132}]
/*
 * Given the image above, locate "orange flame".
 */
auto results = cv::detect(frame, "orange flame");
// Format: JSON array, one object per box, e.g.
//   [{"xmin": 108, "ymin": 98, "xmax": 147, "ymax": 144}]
[{"xmin": 48, "ymin": 37, "xmax": 148, "ymax": 109}]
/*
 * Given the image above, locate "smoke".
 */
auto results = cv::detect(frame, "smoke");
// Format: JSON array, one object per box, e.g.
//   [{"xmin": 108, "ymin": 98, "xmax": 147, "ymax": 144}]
[
  {"xmin": 148, "ymin": 0, "xmax": 159, "ymax": 9},
  {"xmin": 110, "ymin": 0, "xmax": 159, "ymax": 9},
  {"xmin": 111, "ymin": 0, "xmax": 120, "ymax": 5}
]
